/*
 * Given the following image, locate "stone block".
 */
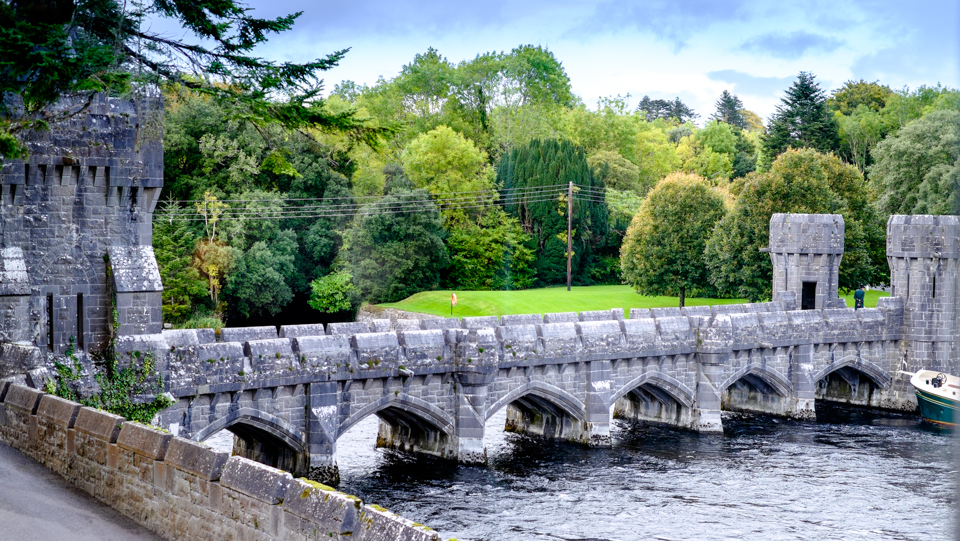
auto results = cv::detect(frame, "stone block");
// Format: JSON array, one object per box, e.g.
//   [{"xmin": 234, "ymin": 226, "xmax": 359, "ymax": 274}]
[
  {"xmin": 195, "ymin": 342, "xmax": 244, "ymax": 362},
  {"xmin": 496, "ymin": 324, "xmax": 538, "ymax": 344},
  {"xmin": 293, "ymin": 335, "xmax": 351, "ymax": 357},
  {"xmin": 371, "ymin": 319, "xmax": 392, "ymax": 333},
  {"xmin": 220, "ymin": 326, "xmax": 278, "ymax": 342},
  {"xmin": 114, "ymin": 333, "xmax": 167, "ymax": 357},
  {"xmin": 629, "ymin": 308, "xmax": 652, "ymax": 319},
  {"xmin": 622, "ymin": 318, "xmax": 659, "ymax": 348},
  {"xmin": 326, "ymin": 322, "xmax": 372, "ymax": 336},
  {"xmin": 462, "ymin": 316, "xmax": 499, "ymax": 329},
  {"xmin": 419, "ymin": 318, "xmax": 461, "ymax": 330},
  {"xmin": 681, "ymin": 305, "xmax": 712, "ymax": 317},
  {"xmin": 282, "ymin": 479, "xmax": 359, "ymax": 534},
  {"xmin": 220, "ymin": 456, "xmax": 292, "ymax": 505},
  {"xmin": 108, "ymin": 245, "xmax": 163, "ymax": 292},
  {"xmin": 500, "ymin": 314, "xmax": 543, "ymax": 326},
  {"xmin": 578, "ymin": 309, "xmax": 623, "ymax": 321},
  {"xmin": 164, "ymin": 437, "xmax": 230, "ymax": 480},
  {"xmin": 398, "ymin": 330, "xmax": 445, "ymax": 349},
  {"xmin": 651, "ymin": 307, "xmax": 683, "ymax": 319},
  {"xmin": 116, "ymin": 421, "xmax": 172, "ymax": 460},
  {"xmin": 0, "ymin": 247, "xmax": 30, "ymax": 295},
  {"xmin": 279, "ymin": 324, "xmax": 325, "ymax": 339},
  {"xmin": 73, "ymin": 406, "xmax": 124, "ymax": 443},
  {"xmin": 244, "ymin": 338, "xmax": 294, "ymax": 359},
  {"xmin": 161, "ymin": 329, "xmax": 199, "ymax": 347},
  {"xmin": 351, "ymin": 332, "xmax": 400, "ymax": 350},
  {"xmin": 4, "ymin": 384, "xmax": 42, "ymax": 413},
  {"xmin": 354, "ymin": 505, "xmax": 441, "ymax": 541},
  {"xmin": 395, "ymin": 319, "xmax": 422, "ymax": 332},
  {"xmin": 543, "ymin": 312, "xmax": 578, "ymax": 324},
  {"xmin": 0, "ymin": 343, "xmax": 43, "ymax": 379},
  {"xmin": 196, "ymin": 328, "xmax": 217, "ymax": 344},
  {"xmin": 36, "ymin": 394, "xmax": 81, "ymax": 428}
]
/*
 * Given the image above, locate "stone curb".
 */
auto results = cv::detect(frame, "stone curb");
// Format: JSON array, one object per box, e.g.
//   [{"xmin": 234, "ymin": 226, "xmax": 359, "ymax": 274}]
[
  {"xmin": 164, "ymin": 437, "xmax": 230, "ymax": 480},
  {"xmin": 73, "ymin": 407, "xmax": 125, "ymax": 443},
  {"xmin": 220, "ymin": 456, "xmax": 292, "ymax": 505},
  {"xmin": 116, "ymin": 421, "xmax": 172, "ymax": 460},
  {"xmin": 36, "ymin": 394, "xmax": 81, "ymax": 428}
]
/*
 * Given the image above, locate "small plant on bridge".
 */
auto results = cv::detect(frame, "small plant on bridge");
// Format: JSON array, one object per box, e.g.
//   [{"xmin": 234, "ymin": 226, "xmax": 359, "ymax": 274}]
[{"xmin": 46, "ymin": 338, "xmax": 173, "ymax": 425}]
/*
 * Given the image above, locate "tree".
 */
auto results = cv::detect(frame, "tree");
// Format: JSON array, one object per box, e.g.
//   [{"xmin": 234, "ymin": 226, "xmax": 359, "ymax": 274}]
[
  {"xmin": 588, "ymin": 150, "xmax": 642, "ymax": 193},
  {"xmin": 401, "ymin": 126, "xmax": 496, "ymax": 224},
  {"xmin": 637, "ymin": 96, "xmax": 698, "ymax": 122},
  {"xmin": 711, "ymin": 90, "xmax": 746, "ymax": 129},
  {"xmin": 497, "ymin": 139, "xmax": 609, "ymax": 286},
  {"xmin": 676, "ymin": 121, "xmax": 738, "ymax": 183},
  {"xmin": 0, "ymin": 0, "xmax": 384, "ymax": 160},
  {"xmin": 309, "ymin": 271, "xmax": 361, "ymax": 315},
  {"xmin": 870, "ymin": 109, "xmax": 960, "ymax": 216},
  {"xmin": 835, "ymin": 106, "xmax": 883, "ymax": 173},
  {"xmin": 444, "ymin": 209, "xmax": 536, "ymax": 290},
  {"xmin": 225, "ymin": 237, "xmax": 297, "ymax": 318},
  {"xmin": 620, "ymin": 173, "xmax": 727, "ymax": 307},
  {"xmin": 153, "ymin": 204, "xmax": 208, "ymax": 322},
  {"xmin": 763, "ymin": 72, "xmax": 840, "ymax": 160},
  {"xmin": 828, "ymin": 80, "xmax": 892, "ymax": 115},
  {"xmin": 344, "ymin": 189, "xmax": 449, "ymax": 303},
  {"xmin": 706, "ymin": 148, "xmax": 884, "ymax": 302}
]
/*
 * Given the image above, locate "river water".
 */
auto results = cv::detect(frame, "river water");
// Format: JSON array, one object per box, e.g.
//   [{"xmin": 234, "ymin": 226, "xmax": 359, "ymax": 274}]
[{"xmin": 333, "ymin": 404, "xmax": 955, "ymax": 541}]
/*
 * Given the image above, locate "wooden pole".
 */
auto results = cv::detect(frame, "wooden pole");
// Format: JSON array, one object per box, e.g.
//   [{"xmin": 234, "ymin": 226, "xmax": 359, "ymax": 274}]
[{"xmin": 567, "ymin": 181, "xmax": 573, "ymax": 292}]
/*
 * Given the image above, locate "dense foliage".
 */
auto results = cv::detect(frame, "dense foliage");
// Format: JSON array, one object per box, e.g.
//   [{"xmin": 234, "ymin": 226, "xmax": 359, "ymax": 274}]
[
  {"xmin": 138, "ymin": 41, "xmax": 960, "ymax": 322},
  {"xmin": 498, "ymin": 139, "xmax": 609, "ymax": 286},
  {"xmin": 620, "ymin": 173, "xmax": 727, "ymax": 306}
]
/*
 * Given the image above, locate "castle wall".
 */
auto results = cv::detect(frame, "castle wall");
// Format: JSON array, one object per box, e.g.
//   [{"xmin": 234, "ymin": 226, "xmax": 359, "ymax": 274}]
[{"xmin": 0, "ymin": 94, "xmax": 164, "ymax": 354}]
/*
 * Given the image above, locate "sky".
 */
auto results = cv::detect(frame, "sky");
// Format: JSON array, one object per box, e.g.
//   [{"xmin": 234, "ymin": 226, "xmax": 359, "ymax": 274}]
[{"xmin": 152, "ymin": 0, "xmax": 960, "ymax": 123}]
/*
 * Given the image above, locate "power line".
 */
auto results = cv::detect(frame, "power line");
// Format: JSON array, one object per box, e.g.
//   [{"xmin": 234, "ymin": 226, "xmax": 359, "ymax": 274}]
[{"xmin": 156, "ymin": 183, "xmax": 612, "ymax": 222}]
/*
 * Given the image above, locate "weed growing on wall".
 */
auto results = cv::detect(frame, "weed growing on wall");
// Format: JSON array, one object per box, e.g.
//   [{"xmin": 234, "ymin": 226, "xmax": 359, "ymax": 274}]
[{"xmin": 45, "ymin": 337, "xmax": 173, "ymax": 424}]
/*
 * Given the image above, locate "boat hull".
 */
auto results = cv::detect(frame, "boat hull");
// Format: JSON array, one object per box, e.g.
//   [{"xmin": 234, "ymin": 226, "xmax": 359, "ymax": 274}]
[{"xmin": 914, "ymin": 388, "xmax": 959, "ymax": 426}]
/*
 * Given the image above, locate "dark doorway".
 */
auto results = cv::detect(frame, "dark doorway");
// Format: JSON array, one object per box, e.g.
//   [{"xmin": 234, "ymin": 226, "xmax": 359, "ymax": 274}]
[{"xmin": 801, "ymin": 282, "xmax": 817, "ymax": 310}]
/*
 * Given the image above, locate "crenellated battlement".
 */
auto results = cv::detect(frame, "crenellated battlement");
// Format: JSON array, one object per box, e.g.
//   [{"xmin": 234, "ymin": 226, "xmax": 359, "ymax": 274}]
[{"xmin": 0, "ymin": 94, "xmax": 164, "ymax": 356}]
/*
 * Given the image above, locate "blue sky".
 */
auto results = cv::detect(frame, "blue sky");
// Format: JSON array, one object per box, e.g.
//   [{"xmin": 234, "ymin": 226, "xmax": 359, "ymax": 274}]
[{"xmin": 156, "ymin": 0, "xmax": 960, "ymax": 122}]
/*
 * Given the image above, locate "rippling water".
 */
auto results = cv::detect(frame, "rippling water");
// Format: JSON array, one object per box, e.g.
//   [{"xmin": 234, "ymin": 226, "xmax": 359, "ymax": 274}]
[{"xmin": 335, "ymin": 404, "xmax": 955, "ymax": 541}]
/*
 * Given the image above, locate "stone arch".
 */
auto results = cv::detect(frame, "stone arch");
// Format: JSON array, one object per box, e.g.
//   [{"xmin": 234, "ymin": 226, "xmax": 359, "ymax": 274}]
[
  {"xmin": 720, "ymin": 363, "xmax": 793, "ymax": 397},
  {"xmin": 193, "ymin": 407, "xmax": 305, "ymax": 454},
  {"xmin": 338, "ymin": 394, "xmax": 455, "ymax": 438},
  {"xmin": 485, "ymin": 380, "xmax": 586, "ymax": 422},
  {"xmin": 609, "ymin": 372, "xmax": 695, "ymax": 410},
  {"xmin": 813, "ymin": 355, "xmax": 891, "ymax": 389}
]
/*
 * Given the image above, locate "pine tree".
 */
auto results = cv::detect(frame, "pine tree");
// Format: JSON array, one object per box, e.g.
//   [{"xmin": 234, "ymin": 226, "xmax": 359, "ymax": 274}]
[
  {"xmin": 762, "ymin": 72, "xmax": 841, "ymax": 160},
  {"xmin": 0, "ymin": 0, "xmax": 386, "ymax": 159},
  {"xmin": 711, "ymin": 90, "xmax": 746, "ymax": 129},
  {"xmin": 637, "ymin": 96, "xmax": 698, "ymax": 123}
]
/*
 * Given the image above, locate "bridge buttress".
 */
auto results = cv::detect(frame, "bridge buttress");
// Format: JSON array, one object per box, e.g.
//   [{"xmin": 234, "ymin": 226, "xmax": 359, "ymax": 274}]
[
  {"xmin": 693, "ymin": 356, "xmax": 724, "ymax": 433},
  {"xmin": 454, "ymin": 371, "xmax": 494, "ymax": 463},
  {"xmin": 584, "ymin": 360, "xmax": 612, "ymax": 446},
  {"xmin": 789, "ymin": 344, "xmax": 817, "ymax": 419},
  {"xmin": 306, "ymin": 382, "xmax": 339, "ymax": 485}
]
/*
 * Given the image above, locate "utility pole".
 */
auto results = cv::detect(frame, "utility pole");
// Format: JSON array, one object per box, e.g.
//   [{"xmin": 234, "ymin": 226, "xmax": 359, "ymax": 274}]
[{"xmin": 567, "ymin": 181, "xmax": 573, "ymax": 291}]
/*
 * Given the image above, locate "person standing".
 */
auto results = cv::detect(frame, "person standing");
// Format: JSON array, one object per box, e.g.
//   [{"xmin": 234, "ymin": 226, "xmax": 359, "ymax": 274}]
[{"xmin": 854, "ymin": 285, "xmax": 865, "ymax": 310}]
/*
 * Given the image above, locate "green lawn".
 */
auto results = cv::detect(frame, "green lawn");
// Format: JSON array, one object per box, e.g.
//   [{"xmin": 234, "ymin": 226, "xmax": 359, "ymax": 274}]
[
  {"xmin": 840, "ymin": 289, "xmax": 889, "ymax": 310},
  {"xmin": 378, "ymin": 285, "xmax": 891, "ymax": 318}
]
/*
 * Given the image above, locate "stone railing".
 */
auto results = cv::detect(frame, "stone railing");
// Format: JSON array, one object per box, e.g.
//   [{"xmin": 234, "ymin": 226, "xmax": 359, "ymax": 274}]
[
  {"xmin": 139, "ymin": 300, "xmax": 903, "ymax": 394},
  {"xmin": 0, "ymin": 382, "xmax": 443, "ymax": 541}
]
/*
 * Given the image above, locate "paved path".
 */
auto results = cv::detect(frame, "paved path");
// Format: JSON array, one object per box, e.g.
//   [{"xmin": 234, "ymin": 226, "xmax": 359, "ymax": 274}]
[{"xmin": 0, "ymin": 440, "xmax": 163, "ymax": 541}]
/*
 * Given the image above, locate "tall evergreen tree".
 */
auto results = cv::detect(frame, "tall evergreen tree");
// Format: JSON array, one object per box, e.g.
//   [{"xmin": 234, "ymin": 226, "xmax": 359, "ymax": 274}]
[
  {"xmin": 711, "ymin": 90, "xmax": 746, "ymax": 129},
  {"xmin": 637, "ymin": 96, "xmax": 698, "ymax": 123},
  {"xmin": 762, "ymin": 72, "xmax": 841, "ymax": 160},
  {"xmin": 498, "ymin": 139, "xmax": 608, "ymax": 286}
]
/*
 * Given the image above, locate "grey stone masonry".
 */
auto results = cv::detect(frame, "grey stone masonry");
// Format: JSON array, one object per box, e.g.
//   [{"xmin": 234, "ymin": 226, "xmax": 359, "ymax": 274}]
[
  {"xmin": 768, "ymin": 213, "xmax": 845, "ymax": 310},
  {"xmin": 887, "ymin": 215, "xmax": 960, "ymax": 374},
  {"xmin": 0, "ymin": 386, "xmax": 442, "ymax": 541},
  {"xmin": 0, "ymin": 94, "xmax": 164, "ymax": 354},
  {"xmin": 145, "ymin": 213, "xmax": 960, "ymax": 487}
]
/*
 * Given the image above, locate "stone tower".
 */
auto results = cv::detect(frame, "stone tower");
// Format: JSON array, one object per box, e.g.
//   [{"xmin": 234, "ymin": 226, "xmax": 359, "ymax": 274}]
[
  {"xmin": 0, "ymin": 94, "xmax": 164, "ymax": 356},
  {"xmin": 767, "ymin": 213, "xmax": 845, "ymax": 310},
  {"xmin": 887, "ymin": 215, "xmax": 960, "ymax": 373}
]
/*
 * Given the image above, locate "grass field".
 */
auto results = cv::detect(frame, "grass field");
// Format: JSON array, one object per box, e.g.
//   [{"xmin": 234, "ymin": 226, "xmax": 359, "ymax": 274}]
[{"xmin": 377, "ymin": 285, "xmax": 890, "ymax": 318}]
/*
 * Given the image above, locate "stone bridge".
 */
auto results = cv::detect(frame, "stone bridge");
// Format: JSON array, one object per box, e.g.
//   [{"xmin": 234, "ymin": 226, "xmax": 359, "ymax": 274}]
[{"xmin": 139, "ymin": 213, "xmax": 955, "ymax": 485}]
